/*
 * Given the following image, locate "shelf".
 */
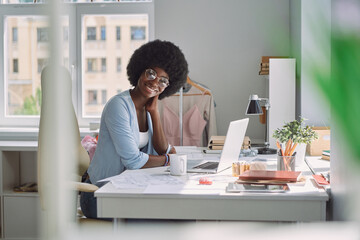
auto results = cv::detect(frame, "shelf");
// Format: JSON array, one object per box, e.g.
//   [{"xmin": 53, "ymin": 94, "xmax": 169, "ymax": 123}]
[
  {"xmin": 2, "ymin": 151, "xmax": 37, "ymax": 194},
  {"xmin": 3, "ymin": 196, "xmax": 40, "ymax": 238},
  {"xmin": 0, "ymin": 141, "xmax": 37, "ymax": 151},
  {"xmin": 3, "ymin": 190, "xmax": 39, "ymax": 197},
  {"xmin": 1, "ymin": 146, "xmax": 40, "ymax": 239}
]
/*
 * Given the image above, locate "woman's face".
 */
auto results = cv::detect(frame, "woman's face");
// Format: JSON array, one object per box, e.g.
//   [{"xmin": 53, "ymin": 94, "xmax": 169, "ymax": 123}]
[{"xmin": 137, "ymin": 67, "xmax": 169, "ymax": 98}]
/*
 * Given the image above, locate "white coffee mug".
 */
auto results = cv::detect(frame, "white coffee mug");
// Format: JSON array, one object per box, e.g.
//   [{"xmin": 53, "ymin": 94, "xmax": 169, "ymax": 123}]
[{"xmin": 169, "ymin": 154, "xmax": 187, "ymax": 176}]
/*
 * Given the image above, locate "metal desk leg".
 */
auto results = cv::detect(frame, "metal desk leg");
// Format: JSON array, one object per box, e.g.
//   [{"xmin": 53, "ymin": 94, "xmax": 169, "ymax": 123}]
[{"xmin": 113, "ymin": 218, "xmax": 119, "ymax": 232}]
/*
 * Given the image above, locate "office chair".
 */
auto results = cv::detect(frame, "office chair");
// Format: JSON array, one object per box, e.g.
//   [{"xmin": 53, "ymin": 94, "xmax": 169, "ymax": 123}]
[{"xmin": 37, "ymin": 66, "xmax": 99, "ymax": 223}]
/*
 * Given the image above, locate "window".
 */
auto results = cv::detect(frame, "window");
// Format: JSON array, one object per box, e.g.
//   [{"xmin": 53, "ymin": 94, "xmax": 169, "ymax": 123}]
[
  {"xmin": 37, "ymin": 27, "xmax": 49, "ymax": 42},
  {"xmin": 101, "ymin": 26, "xmax": 106, "ymax": 40},
  {"xmin": 131, "ymin": 26, "xmax": 146, "ymax": 40},
  {"xmin": 101, "ymin": 89, "xmax": 107, "ymax": 105},
  {"xmin": 1, "ymin": 3, "xmax": 153, "ymax": 127},
  {"xmin": 101, "ymin": 58, "xmax": 106, "ymax": 72},
  {"xmin": 13, "ymin": 59, "xmax": 18, "ymax": 73},
  {"xmin": 87, "ymin": 58, "xmax": 96, "ymax": 72},
  {"xmin": 88, "ymin": 90, "xmax": 97, "ymax": 105},
  {"xmin": 116, "ymin": 26, "xmax": 121, "ymax": 40},
  {"xmin": 87, "ymin": 27, "xmax": 96, "ymax": 40},
  {"xmin": 116, "ymin": 58, "xmax": 121, "ymax": 72},
  {"xmin": 12, "ymin": 27, "xmax": 18, "ymax": 42}
]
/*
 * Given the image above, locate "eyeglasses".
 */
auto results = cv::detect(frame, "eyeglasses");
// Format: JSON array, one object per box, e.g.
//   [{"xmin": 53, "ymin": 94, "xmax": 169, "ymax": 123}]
[{"xmin": 144, "ymin": 68, "xmax": 169, "ymax": 88}]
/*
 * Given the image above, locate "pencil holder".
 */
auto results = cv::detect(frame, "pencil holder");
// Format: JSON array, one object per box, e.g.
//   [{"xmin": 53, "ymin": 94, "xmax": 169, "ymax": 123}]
[{"xmin": 277, "ymin": 156, "xmax": 296, "ymax": 171}]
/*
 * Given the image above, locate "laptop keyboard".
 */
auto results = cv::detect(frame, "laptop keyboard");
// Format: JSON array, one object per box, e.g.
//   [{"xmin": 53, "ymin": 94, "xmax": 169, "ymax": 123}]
[{"xmin": 193, "ymin": 161, "xmax": 219, "ymax": 170}]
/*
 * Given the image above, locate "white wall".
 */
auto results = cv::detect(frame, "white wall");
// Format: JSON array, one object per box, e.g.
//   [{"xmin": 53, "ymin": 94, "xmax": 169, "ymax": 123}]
[{"xmin": 154, "ymin": 0, "xmax": 290, "ymax": 139}]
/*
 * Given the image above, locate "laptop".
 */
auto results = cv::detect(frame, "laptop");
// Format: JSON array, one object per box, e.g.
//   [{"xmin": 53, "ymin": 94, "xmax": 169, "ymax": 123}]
[{"xmin": 187, "ymin": 118, "xmax": 249, "ymax": 173}]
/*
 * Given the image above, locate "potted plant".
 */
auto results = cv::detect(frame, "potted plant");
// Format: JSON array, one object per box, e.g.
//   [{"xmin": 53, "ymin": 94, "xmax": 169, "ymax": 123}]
[{"xmin": 272, "ymin": 118, "xmax": 318, "ymax": 166}]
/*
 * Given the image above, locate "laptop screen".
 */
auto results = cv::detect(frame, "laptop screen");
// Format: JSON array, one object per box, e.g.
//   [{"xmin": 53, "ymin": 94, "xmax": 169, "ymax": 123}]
[{"xmin": 217, "ymin": 118, "xmax": 249, "ymax": 172}]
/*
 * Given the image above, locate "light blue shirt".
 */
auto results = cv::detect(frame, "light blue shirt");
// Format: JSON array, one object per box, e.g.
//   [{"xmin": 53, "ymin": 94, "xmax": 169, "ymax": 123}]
[{"xmin": 88, "ymin": 90, "xmax": 167, "ymax": 183}]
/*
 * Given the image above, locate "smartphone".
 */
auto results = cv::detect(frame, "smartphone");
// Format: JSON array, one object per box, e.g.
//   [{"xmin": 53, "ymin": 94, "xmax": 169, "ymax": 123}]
[{"xmin": 226, "ymin": 183, "xmax": 290, "ymax": 193}]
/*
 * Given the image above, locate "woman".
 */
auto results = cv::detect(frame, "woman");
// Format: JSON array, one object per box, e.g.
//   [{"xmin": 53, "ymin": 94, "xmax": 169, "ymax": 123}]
[{"xmin": 80, "ymin": 40, "xmax": 188, "ymax": 219}]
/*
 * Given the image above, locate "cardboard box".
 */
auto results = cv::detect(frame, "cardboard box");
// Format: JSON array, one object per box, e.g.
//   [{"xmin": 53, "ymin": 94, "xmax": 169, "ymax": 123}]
[{"xmin": 306, "ymin": 127, "xmax": 330, "ymax": 156}]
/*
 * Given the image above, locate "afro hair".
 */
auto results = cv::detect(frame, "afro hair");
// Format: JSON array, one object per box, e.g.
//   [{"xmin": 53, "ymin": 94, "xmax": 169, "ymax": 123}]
[{"xmin": 126, "ymin": 39, "xmax": 189, "ymax": 99}]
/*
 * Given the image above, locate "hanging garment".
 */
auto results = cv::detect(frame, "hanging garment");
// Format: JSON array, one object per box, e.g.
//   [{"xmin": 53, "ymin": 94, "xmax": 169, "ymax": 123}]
[
  {"xmin": 162, "ymin": 101, "xmax": 207, "ymax": 146},
  {"xmin": 159, "ymin": 84, "xmax": 217, "ymax": 147}
]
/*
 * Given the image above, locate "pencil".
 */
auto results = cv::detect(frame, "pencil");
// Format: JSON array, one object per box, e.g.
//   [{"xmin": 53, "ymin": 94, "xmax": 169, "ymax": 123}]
[
  {"xmin": 276, "ymin": 141, "xmax": 284, "ymax": 156},
  {"xmin": 289, "ymin": 143, "xmax": 298, "ymax": 156},
  {"xmin": 284, "ymin": 139, "xmax": 291, "ymax": 156}
]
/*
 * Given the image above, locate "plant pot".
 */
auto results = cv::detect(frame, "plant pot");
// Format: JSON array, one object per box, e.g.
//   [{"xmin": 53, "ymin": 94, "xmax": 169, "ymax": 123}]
[{"xmin": 295, "ymin": 143, "xmax": 307, "ymax": 168}]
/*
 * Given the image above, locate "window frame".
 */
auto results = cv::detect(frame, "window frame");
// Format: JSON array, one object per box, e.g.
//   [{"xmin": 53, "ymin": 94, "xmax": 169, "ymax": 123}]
[
  {"xmin": 0, "ymin": 4, "xmax": 49, "ymax": 127},
  {"xmin": 0, "ymin": 2, "xmax": 154, "ymax": 129}
]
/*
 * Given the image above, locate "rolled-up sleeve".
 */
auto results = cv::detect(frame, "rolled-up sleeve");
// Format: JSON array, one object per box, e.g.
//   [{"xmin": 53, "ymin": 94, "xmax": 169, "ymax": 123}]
[{"xmin": 104, "ymin": 98, "xmax": 148, "ymax": 169}]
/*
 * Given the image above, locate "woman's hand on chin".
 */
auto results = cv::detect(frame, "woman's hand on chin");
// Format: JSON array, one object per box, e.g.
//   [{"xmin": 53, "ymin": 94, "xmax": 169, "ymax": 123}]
[{"xmin": 145, "ymin": 95, "xmax": 159, "ymax": 114}]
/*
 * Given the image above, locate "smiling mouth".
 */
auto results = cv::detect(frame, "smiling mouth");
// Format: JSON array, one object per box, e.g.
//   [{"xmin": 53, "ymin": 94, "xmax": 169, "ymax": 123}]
[{"xmin": 145, "ymin": 84, "xmax": 159, "ymax": 93}]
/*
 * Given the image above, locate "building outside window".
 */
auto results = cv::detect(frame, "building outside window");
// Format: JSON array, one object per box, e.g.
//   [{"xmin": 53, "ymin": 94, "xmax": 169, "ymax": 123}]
[
  {"xmin": 101, "ymin": 26, "xmax": 106, "ymax": 40},
  {"xmin": 37, "ymin": 27, "xmax": 49, "ymax": 42},
  {"xmin": 12, "ymin": 27, "xmax": 18, "ymax": 42},
  {"xmin": 101, "ymin": 58, "xmax": 106, "ymax": 72},
  {"xmin": 87, "ymin": 27, "xmax": 96, "ymax": 40},
  {"xmin": 116, "ymin": 26, "xmax": 121, "ymax": 40},
  {"xmin": 1, "ymin": 3, "xmax": 153, "ymax": 127},
  {"xmin": 101, "ymin": 89, "xmax": 107, "ymax": 105},
  {"xmin": 82, "ymin": 14, "xmax": 148, "ymax": 117},
  {"xmin": 13, "ymin": 59, "xmax": 18, "ymax": 73},
  {"xmin": 88, "ymin": 90, "xmax": 97, "ymax": 105},
  {"xmin": 87, "ymin": 58, "xmax": 96, "ymax": 72},
  {"xmin": 131, "ymin": 26, "xmax": 146, "ymax": 40},
  {"xmin": 116, "ymin": 57, "xmax": 121, "ymax": 72},
  {"xmin": 38, "ymin": 59, "xmax": 48, "ymax": 73}
]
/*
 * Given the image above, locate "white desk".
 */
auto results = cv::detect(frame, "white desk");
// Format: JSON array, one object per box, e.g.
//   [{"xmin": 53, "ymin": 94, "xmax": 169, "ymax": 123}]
[{"xmin": 95, "ymin": 156, "xmax": 330, "ymax": 222}]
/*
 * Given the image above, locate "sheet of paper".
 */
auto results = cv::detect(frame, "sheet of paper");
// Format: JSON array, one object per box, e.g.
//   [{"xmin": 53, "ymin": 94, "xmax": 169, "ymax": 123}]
[
  {"xmin": 143, "ymin": 173, "xmax": 234, "ymax": 195},
  {"xmin": 288, "ymin": 178, "xmax": 323, "ymax": 194},
  {"xmin": 98, "ymin": 170, "xmax": 185, "ymax": 190}
]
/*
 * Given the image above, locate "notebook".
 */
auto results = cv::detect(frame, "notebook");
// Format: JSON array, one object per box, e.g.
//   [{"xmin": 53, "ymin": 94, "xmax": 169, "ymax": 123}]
[
  {"xmin": 238, "ymin": 170, "xmax": 301, "ymax": 182},
  {"xmin": 187, "ymin": 118, "xmax": 249, "ymax": 173}
]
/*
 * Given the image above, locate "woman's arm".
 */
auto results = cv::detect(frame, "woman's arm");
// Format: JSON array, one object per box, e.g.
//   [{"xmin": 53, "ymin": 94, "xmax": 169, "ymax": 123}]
[
  {"xmin": 146, "ymin": 96, "xmax": 169, "ymax": 155},
  {"xmin": 141, "ymin": 154, "xmax": 168, "ymax": 168},
  {"xmin": 141, "ymin": 146, "xmax": 176, "ymax": 168},
  {"xmin": 105, "ymin": 98, "xmax": 149, "ymax": 170}
]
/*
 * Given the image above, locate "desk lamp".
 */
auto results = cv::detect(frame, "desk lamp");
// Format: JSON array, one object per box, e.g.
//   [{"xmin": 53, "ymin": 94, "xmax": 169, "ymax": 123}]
[{"xmin": 246, "ymin": 94, "xmax": 277, "ymax": 154}]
